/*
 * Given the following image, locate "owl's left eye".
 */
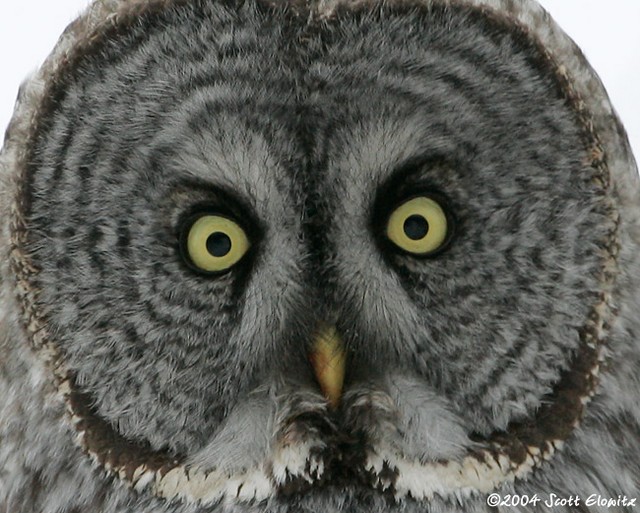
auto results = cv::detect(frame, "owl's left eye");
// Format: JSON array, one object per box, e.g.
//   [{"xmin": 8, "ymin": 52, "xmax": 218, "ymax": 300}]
[
  {"xmin": 181, "ymin": 214, "xmax": 250, "ymax": 274},
  {"xmin": 385, "ymin": 196, "xmax": 451, "ymax": 256}
]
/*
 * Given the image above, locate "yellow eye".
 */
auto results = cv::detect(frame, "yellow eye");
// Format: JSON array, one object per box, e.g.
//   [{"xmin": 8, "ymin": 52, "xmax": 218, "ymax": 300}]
[
  {"xmin": 386, "ymin": 196, "xmax": 449, "ymax": 256},
  {"xmin": 185, "ymin": 215, "xmax": 250, "ymax": 273}
]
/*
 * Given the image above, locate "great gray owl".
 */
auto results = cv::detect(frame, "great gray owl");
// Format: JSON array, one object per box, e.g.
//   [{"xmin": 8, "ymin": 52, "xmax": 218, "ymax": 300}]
[{"xmin": 0, "ymin": 0, "xmax": 639, "ymax": 512}]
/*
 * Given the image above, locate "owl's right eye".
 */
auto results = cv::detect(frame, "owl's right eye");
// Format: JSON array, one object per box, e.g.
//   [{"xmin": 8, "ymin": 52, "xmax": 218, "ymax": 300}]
[{"xmin": 181, "ymin": 214, "xmax": 250, "ymax": 274}]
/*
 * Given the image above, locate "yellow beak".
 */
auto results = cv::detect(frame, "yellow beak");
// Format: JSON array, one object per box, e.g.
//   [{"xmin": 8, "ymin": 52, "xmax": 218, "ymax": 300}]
[{"xmin": 309, "ymin": 325, "xmax": 346, "ymax": 409}]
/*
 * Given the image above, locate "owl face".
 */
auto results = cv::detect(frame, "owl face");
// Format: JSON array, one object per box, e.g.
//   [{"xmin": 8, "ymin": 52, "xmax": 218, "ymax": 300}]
[{"xmin": 7, "ymin": 0, "xmax": 623, "ymax": 510}]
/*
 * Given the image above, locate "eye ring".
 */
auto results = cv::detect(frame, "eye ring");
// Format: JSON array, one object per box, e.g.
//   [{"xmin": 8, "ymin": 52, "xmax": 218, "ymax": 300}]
[
  {"xmin": 385, "ymin": 195, "xmax": 454, "ymax": 257},
  {"xmin": 180, "ymin": 213, "xmax": 250, "ymax": 274}
]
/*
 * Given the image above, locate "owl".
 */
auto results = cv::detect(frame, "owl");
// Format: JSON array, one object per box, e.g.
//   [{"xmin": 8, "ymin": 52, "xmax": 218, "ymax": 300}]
[{"xmin": 0, "ymin": 0, "xmax": 638, "ymax": 512}]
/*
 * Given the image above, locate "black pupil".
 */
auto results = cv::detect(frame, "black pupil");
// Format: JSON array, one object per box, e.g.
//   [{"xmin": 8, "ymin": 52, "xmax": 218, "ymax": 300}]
[
  {"xmin": 403, "ymin": 215, "xmax": 429, "ymax": 240},
  {"xmin": 206, "ymin": 232, "xmax": 232, "ymax": 257}
]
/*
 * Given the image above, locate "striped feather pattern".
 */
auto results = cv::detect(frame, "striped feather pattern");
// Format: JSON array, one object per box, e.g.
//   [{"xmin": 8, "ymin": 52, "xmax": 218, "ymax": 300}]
[{"xmin": 0, "ymin": 1, "xmax": 637, "ymax": 512}]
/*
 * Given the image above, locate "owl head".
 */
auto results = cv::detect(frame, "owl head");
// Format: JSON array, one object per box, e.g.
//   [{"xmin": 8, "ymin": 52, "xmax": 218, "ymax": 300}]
[{"xmin": 1, "ymin": 0, "xmax": 638, "ymax": 512}]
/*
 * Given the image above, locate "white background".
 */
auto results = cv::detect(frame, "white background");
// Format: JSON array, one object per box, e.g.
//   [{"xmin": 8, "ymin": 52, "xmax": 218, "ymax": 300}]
[{"xmin": 1, "ymin": 1, "xmax": 639, "ymax": 162}]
